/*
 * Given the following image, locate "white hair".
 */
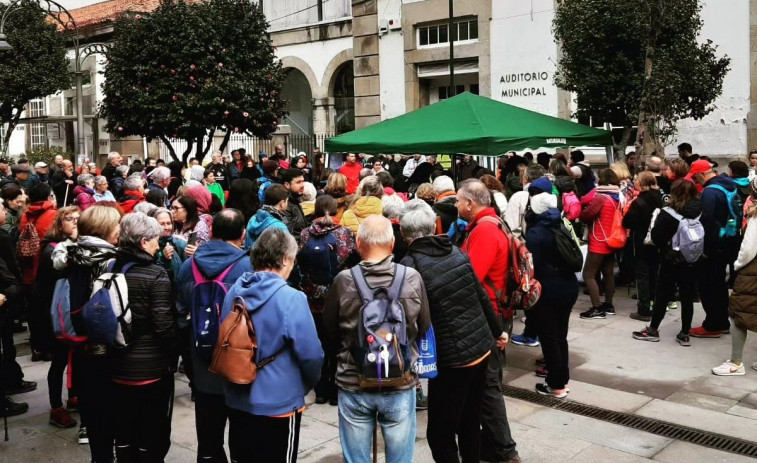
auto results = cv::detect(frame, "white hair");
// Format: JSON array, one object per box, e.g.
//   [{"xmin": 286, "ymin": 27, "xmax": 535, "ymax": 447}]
[
  {"xmin": 357, "ymin": 215, "xmax": 394, "ymax": 247},
  {"xmin": 400, "ymin": 199, "xmax": 437, "ymax": 242},
  {"xmin": 432, "ymin": 175, "xmax": 455, "ymax": 194},
  {"xmin": 133, "ymin": 201, "xmax": 158, "ymax": 215},
  {"xmin": 107, "ymin": 151, "xmax": 120, "ymax": 162},
  {"xmin": 381, "ymin": 194, "xmax": 405, "ymax": 220},
  {"xmin": 301, "ymin": 182, "xmax": 317, "ymax": 202},
  {"xmin": 457, "ymin": 180, "xmax": 491, "ymax": 207},
  {"xmin": 150, "ymin": 166, "xmax": 171, "ymax": 183},
  {"xmin": 118, "ymin": 212, "xmax": 162, "ymax": 250},
  {"xmin": 124, "ymin": 175, "xmax": 143, "ymax": 191}
]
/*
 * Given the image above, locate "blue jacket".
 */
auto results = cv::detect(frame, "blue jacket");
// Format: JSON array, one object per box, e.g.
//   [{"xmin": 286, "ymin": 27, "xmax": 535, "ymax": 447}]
[
  {"xmin": 702, "ymin": 174, "xmax": 737, "ymax": 238},
  {"xmin": 175, "ymin": 240, "xmax": 252, "ymax": 393},
  {"xmin": 222, "ymin": 271, "xmax": 323, "ymax": 416},
  {"xmin": 525, "ymin": 208, "xmax": 579, "ymax": 302},
  {"xmin": 244, "ymin": 207, "xmax": 288, "ymax": 249}
]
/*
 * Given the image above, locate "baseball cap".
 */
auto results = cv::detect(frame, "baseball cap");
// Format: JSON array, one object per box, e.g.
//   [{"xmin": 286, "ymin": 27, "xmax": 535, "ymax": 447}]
[
  {"xmin": 11, "ymin": 164, "xmax": 30, "ymax": 174},
  {"xmin": 684, "ymin": 159, "xmax": 713, "ymax": 180},
  {"xmin": 34, "ymin": 161, "xmax": 48, "ymax": 168}
]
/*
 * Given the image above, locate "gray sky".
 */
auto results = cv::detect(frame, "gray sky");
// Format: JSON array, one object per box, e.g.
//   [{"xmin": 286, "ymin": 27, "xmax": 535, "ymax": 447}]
[{"xmin": 57, "ymin": 0, "xmax": 103, "ymax": 11}]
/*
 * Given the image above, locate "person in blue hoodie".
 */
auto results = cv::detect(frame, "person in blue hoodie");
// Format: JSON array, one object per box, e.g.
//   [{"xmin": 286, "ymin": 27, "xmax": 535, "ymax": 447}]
[
  {"xmin": 175, "ymin": 208, "xmax": 253, "ymax": 463},
  {"xmin": 222, "ymin": 227, "xmax": 323, "ymax": 462},
  {"xmin": 244, "ymin": 183, "xmax": 289, "ymax": 250},
  {"xmin": 526, "ymin": 191, "xmax": 579, "ymax": 398},
  {"xmin": 687, "ymin": 159, "xmax": 739, "ymax": 337}
]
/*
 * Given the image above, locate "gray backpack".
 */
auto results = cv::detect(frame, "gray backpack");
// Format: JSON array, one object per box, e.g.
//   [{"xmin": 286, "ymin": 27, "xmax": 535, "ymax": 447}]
[{"xmin": 663, "ymin": 207, "xmax": 704, "ymax": 264}]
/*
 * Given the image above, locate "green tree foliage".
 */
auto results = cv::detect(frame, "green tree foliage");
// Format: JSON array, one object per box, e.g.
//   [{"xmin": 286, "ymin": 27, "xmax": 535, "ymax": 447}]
[
  {"xmin": 0, "ymin": 0, "xmax": 71, "ymax": 155},
  {"xmin": 553, "ymin": 0, "xmax": 730, "ymax": 157},
  {"xmin": 101, "ymin": 0, "xmax": 287, "ymax": 163},
  {"xmin": 26, "ymin": 145, "xmax": 73, "ymax": 166}
]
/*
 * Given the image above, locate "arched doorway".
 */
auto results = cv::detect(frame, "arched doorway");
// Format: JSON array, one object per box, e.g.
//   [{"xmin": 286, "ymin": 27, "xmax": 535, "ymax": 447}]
[
  {"xmin": 280, "ymin": 68, "xmax": 313, "ymax": 135},
  {"xmin": 333, "ymin": 62, "xmax": 355, "ymax": 134}
]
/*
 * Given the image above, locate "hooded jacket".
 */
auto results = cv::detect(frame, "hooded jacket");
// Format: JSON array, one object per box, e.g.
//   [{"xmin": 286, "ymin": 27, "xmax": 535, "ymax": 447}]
[
  {"xmin": 579, "ymin": 185, "xmax": 620, "ymax": 255},
  {"xmin": 19, "ymin": 200, "xmax": 57, "ymax": 284},
  {"xmin": 729, "ymin": 217, "xmax": 757, "ymax": 332},
  {"xmin": 341, "ymin": 196, "xmax": 383, "ymax": 234},
  {"xmin": 433, "ymin": 192, "xmax": 457, "ymax": 234},
  {"xmin": 110, "ymin": 247, "xmax": 177, "ymax": 382},
  {"xmin": 400, "ymin": 236, "xmax": 500, "ymax": 367},
  {"xmin": 244, "ymin": 206, "xmax": 288, "ymax": 249},
  {"xmin": 175, "ymin": 240, "xmax": 252, "ymax": 393},
  {"xmin": 525, "ymin": 207, "xmax": 580, "ymax": 297},
  {"xmin": 73, "ymin": 185, "xmax": 96, "ymax": 211},
  {"xmin": 222, "ymin": 271, "xmax": 323, "ymax": 416},
  {"xmin": 323, "ymin": 256, "xmax": 430, "ymax": 391},
  {"xmin": 119, "ymin": 189, "xmax": 145, "ymax": 213},
  {"xmin": 701, "ymin": 174, "xmax": 738, "ymax": 241}
]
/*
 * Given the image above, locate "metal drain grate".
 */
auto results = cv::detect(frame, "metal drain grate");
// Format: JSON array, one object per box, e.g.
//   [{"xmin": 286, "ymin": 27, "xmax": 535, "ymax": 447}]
[{"xmin": 502, "ymin": 384, "xmax": 757, "ymax": 458}]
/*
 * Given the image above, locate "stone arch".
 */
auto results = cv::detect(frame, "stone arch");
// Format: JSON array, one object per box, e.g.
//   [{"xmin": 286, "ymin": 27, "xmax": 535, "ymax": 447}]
[
  {"xmin": 323, "ymin": 48, "xmax": 354, "ymax": 98},
  {"xmin": 279, "ymin": 56, "xmax": 319, "ymax": 97}
]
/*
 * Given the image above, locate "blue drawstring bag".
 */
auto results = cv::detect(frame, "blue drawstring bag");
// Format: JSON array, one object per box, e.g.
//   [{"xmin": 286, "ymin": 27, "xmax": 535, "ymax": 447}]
[{"xmin": 415, "ymin": 325, "xmax": 438, "ymax": 379}]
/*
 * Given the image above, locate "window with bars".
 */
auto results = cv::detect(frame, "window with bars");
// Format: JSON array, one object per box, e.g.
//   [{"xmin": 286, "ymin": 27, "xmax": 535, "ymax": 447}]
[
  {"xmin": 418, "ymin": 18, "xmax": 478, "ymax": 48},
  {"xmin": 28, "ymin": 99, "xmax": 46, "ymax": 150}
]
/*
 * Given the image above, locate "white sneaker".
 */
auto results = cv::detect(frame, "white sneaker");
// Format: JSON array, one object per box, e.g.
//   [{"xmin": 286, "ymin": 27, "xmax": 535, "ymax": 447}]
[
  {"xmin": 711, "ymin": 360, "xmax": 745, "ymax": 376},
  {"xmin": 667, "ymin": 301, "xmax": 678, "ymax": 310}
]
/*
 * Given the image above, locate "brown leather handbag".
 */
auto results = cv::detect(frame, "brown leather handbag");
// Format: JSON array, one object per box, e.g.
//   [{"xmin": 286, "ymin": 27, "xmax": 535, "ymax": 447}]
[{"xmin": 209, "ymin": 296, "xmax": 287, "ymax": 385}]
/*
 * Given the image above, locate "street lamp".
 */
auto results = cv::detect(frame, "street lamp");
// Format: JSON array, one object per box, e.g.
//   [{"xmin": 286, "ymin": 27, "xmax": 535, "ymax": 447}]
[{"xmin": 0, "ymin": 0, "xmax": 90, "ymax": 164}]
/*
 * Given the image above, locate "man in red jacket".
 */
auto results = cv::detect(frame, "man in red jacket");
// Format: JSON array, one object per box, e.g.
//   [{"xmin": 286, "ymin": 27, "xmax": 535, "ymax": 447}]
[
  {"xmin": 458, "ymin": 179, "xmax": 520, "ymax": 463},
  {"xmin": 339, "ymin": 153, "xmax": 363, "ymax": 195},
  {"xmin": 118, "ymin": 176, "xmax": 146, "ymax": 213}
]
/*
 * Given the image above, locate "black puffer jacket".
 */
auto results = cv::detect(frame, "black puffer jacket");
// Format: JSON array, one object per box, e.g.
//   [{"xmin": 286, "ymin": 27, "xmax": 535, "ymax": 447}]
[
  {"xmin": 110, "ymin": 247, "xmax": 178, "ymax": 381},
  {"xmin": 400, "ymin": 235, "xmax": 500, "ymax": 368},
  {"xmin": 622, "ymin": 189, "xmax": 663, "ymax": 252}
]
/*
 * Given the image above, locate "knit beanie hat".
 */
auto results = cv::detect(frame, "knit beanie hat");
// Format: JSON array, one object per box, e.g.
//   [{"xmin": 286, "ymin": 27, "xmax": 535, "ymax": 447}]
[
  {"xmin": 529, "ymin": 177, "xmax": 553, "ymax": 195},
  {"xmin": 530, "ymin": 192, "xmax": 557, "ymax": 215}
]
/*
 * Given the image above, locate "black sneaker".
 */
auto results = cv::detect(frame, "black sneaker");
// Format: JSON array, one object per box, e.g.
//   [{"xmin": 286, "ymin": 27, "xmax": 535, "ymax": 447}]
[
  {"xmin": 600, "ymin": 303, "xmax": 615, "ymax": 316},
  {"xmin": 78, "ymin": 426, "xmax": 89, "ymax": 445},
  {"xmin": 6, "ymin": 380, "xmax": 37, "ymax": 395},
  {"xmin": 415, "ymin": 388, "xmax": 428, "ymax": 410},
  {"xmin": 579, "ymin": 307, "xmax": 606, "ymax": 319},
  {"xmin": 315, "ymin": 396, "xmax": 328, "ymax": 405},
  {"xmin": 676, "ymin": 332, "xmax": 691, "ymax": 347},
  {"xmin": 629, "ymin": 312, "xmax": 652, "ymax": 322},
  {"xmin": 535, "ymin": 383, "xmax": 568, "ymax": 398},
  {"xmin": 1, "ymin": 397, "xmax": 29, "ymax": 417},
  {"xmin": 632, "ymin": 327, "xmax": 660, "ymax": 342}
]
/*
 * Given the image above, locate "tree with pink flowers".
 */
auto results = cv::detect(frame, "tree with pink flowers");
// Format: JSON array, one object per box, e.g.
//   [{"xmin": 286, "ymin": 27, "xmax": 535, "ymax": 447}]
[{"xmin": 100, "ymin": 0, "xmax": 286, "ymax": 163}]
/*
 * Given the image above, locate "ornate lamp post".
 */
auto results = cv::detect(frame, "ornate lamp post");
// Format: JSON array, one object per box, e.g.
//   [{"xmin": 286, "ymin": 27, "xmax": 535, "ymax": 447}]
[{"xmin": 0, "ymin": 0, "xmax": 109, "ymax": 163}]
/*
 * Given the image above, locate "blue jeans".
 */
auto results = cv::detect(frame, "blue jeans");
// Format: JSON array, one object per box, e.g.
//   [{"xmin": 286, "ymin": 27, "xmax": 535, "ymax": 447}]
[{"xmin": 338, "ymin": 388, "xmax": 416, "ymax": 463}]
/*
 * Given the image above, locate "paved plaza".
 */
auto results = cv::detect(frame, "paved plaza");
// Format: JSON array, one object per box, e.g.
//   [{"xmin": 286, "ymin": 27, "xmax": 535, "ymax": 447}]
[{"xmin": 1, "ymin": 289, "xmax": 756, "ymax": 463}]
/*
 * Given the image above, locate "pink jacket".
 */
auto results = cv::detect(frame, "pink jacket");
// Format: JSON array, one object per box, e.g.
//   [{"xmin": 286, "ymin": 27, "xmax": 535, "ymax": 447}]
[
  {"xmin": 579, "ymin": 187, "xmax": 620, "ymax": 255},
  {"xmin": 562, "ymin": 191, "xmax": 581, "ymax": 221},
  {"xmin": 73, "ymin": 185, "xmax": 96, "ymax": 211}
]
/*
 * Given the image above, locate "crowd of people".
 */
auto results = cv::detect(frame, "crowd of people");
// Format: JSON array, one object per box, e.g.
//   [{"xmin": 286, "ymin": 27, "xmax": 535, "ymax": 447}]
[{"xmin": 0, "ymin": 141, "xmax": 755, "ymax": 463}]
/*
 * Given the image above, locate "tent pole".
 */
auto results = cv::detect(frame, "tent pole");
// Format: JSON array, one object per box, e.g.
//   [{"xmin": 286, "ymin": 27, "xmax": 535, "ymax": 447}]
[{"xmin": 449, "ymin": 0, "xmax": 454, "ymax": 96}]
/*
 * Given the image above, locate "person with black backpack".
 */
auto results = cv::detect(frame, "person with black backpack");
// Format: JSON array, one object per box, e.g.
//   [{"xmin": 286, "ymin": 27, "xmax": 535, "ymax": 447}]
[
  {"xmin": 175, "ymin": 208, "xmax": 252, "ymax": 462},
  {"xmin": 323, "ymin": 215, "xmax": 430, "ymax": 462},
  {"xmin": 299, "ymin": 195, "xmax": 357, "ymax": 406},
  {"xmin": 525, "ymin": 191, "xmax": 580, "ymax": 398}
]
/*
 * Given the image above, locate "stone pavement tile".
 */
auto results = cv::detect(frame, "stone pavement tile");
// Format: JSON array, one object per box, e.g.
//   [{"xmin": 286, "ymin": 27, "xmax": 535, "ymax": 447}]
[
  {"xmin": 304, "ymin": 402, "xmax": 340, "ymax": 427},
  {"xmin": 165, "ymin": 442, "xmax": 197, "ymax": 463},
  {"xmin": 725, "ymin": 404, "xmax": 757, "ymax": 420},
  {"xmin": 653, "ymin": 440, "xmax": 757, "ymax": 463},
  {"xmin": 665, "ymin": 390, "xmax": 738, "ymax": 413},
  {"xmin": 635, "ymin": 399, "xmax": 757, "ymax": 442},
  {"xmin": 171, "ymin": 393, "xmax": 200, "ymax": 451},
  {"xmin": 517, "ymin": 426, "xmax": 593, "ymax": 455},
  {"xmin": 2, "ymin": 408, "xmax": 60, "ymax": 443},
  {"xmin": 298, "ymin": 413, "xmax": 340, "ymax": 452},
  {"xmin": 507, "ymin": 375, "xmax": 653, "ymax": 413},
  {"xmin": 503, "ymin": 397, "xmax": 542, "ymax": 422},
  {"xmin": 682, "ymin": 377, "xmax": 753, "ymax": 402},
  {"xmin": 0, "ymin": 433, "xmax": 91, "ymax": 463},
  {"xmin": 519, "ymin": 408, "xmax": 672, "ymax": 458},
  {"xmin": 298, "ymin": 438, "xmax": 344, "ymax": 462},
  {"xmin": 510, "ymin": 432, "xmax": 586, "ymax": 463},
  {"xmin": 740, "ymin": 392, "xmax": 757, "ymax": 408},
  {"xmin": 567, "ymin": 443, "xmax": 655, "ymax": 462}
]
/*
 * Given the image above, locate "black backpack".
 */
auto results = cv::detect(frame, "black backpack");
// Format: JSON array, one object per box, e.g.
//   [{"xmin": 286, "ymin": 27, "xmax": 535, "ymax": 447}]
[{"xmin": 552, "ymin": 220, "xmax": 583, "ymax": 273}]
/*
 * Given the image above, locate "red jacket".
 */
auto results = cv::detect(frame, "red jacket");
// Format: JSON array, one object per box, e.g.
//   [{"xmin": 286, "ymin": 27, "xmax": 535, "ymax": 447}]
[
  {"xmin": 339, "ymin": 162, "xmax": 363, "ymax": 195},
  {"xmin": 461, "ymin": 208, "xmax": 509, "ymax": 315},
  {"xmin": 579, "ymin": 188, "xmax": 619, "ymax": 255},
  {"xmin": 119, "ymin": 190, "xmax": 146, "ymax": 214},
  {"xmin": 19, "ymin": 200, "xmax": 57, "ymax": 284}
]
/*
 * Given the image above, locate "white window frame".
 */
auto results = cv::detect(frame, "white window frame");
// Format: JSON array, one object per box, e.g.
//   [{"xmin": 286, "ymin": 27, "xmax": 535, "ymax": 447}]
[
  {"xmin": 28, "ymin": 99, "xmax": 46, "ymax": 150},
  {"xmin": 417, "ymin": 18, "xmax": 478, "ymax": 49}
]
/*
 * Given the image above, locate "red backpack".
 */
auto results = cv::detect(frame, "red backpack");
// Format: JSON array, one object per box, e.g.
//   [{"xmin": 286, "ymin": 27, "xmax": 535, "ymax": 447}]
[{"xmin": 476, "ymin": 216, "xmax": 542, "ymax": 317}]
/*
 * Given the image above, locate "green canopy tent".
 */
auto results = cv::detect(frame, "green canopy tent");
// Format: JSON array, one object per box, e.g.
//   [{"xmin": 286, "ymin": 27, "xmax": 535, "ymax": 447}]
[{"xmin": 325, "ymin": 92, "xmax": 613, "ymax": 156}]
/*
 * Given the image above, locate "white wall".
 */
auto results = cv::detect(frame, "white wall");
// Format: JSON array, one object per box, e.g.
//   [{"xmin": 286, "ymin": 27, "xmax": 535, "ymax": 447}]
[
  {"xmin": 378, "ymin": 0, "xmax": 406, "ymax": 119},
  {"xmin": 489, "ymin": 0, "xmax": 559, "ymax": 116},
  {"xmin": 275, "ymin": 36, "xmax": 353, "ymax": 90},
  {"xmin": 671, "ymin": 0, "xmax": 749, "ymax": 157}
]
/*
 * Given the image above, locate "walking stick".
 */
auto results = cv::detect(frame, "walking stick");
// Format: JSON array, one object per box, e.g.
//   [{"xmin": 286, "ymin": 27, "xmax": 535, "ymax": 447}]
[
  {"xmin": 373, "ymin": 418, "xmax": 378, "ymax": 463},
  {"xmin": 63, "ymin": 182, "xmax": 70, "ymax": 206}
]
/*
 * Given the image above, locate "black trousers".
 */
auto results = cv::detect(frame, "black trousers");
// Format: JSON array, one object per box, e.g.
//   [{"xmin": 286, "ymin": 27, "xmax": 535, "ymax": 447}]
[
  {"xmin": 113, "ymin": 376, "xmax": 175, "ymax": 463},
  {"xmin": 195, "ymin": 391, "xmax": 229, "ymax": 463},
  {"xmin": 228, "ymin": 408, "xmax": 302, "ymax": 463},
  {"xmin": 311, "ymin": 312, "xmax": 337, "ymax": 401},
  {"xmin": 651, "ymin": 261, "xmax": 697, "ymax": 333},
  {"xmin": 47, "ymin": 341, "xmax": 75, "ymax": 409},
  {"xmin": 480, "ymin": 349, "xmax": 518, "ymax": 461},
  {"xmin": 536, "ymin": 298, "xmax": 574, "ymax": 390},
  {"xmin": 697, "ymin": 253, "xmax": 731, "ymax": 332},
  {"xmin": 521, "ymin": 304, "xmax": 541, "ymax": 340},
  {"xmin": 78, "ymin": 354, "xmax": 115, "ymax": 463},
  {"xmin": 0, "ymin": 323, "xmax": 22, "ymax": 387},
  {"xmin": 26, "ymin": 284, "xmax": 53, "ymax": 354},
  {"xmin": 633, "ymin": 245, "xmax": 659, "ymax": 315},
  {"xmin": 427, "ymin": 361, "xmax": 487, "ymax": 463}
]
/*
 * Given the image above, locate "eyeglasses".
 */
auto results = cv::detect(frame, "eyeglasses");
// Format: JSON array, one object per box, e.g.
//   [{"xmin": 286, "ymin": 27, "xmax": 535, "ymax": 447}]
[
  {"xmin": 63, "ymin": 216, "xmax": 79, "ymax": 223},
  {"xmin": 170, "ymin": 205, "xmax": 185, "ymax": 211}
]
